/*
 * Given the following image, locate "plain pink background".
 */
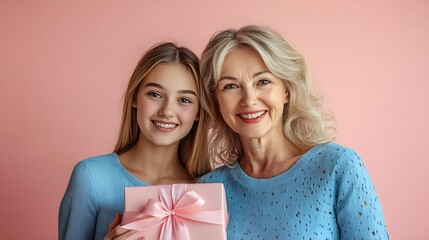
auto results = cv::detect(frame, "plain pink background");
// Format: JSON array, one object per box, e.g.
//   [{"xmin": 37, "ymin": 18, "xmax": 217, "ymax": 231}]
[{"xmin": 1, "ymin": 0, "xmax": 428, "ymax": 239}]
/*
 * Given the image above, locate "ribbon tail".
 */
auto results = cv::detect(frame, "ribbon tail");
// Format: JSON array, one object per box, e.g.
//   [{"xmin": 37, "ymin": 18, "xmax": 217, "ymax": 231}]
[
  {"xmin": 160, "ymin": 216, "xmax": 173, "ymax": 240},
  {"xmin": 173, "ymin": 217, "xmax": 191, "ymax": 240}
]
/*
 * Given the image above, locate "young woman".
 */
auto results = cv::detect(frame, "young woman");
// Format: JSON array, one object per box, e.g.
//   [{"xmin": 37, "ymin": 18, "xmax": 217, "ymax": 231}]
[
  {"xmin": 198, "ymin": 25, "xmax": 389, "ymax": 239},
  {"xmin": 59, "ymin": 42, "xmax": 211, "ymax": 240}
]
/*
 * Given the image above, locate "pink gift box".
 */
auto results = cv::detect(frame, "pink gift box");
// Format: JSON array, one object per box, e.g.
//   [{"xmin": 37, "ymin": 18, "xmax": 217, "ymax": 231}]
[{"xmin": 122, "ymin": 183, "xmax": 228, "ymax": 240}]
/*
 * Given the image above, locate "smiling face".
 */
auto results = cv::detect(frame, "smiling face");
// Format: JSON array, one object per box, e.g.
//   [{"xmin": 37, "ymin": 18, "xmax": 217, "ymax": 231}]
[
  {"xmin": 216, "ymin": 47, "xmax": 289, "ymax": 140},
  {"xmin": 133, "ymin": 62, "xmax": 199, "ymax": 147}
]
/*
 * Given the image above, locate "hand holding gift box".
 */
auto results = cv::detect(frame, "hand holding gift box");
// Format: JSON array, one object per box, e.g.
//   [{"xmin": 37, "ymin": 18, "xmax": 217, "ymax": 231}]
[{"xmin": 122, "ymin": 183, "xmax": 228, "ymax": 240}]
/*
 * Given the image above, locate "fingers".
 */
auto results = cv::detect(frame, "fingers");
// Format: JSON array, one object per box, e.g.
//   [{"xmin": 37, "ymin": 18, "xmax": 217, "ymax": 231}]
[
  {"xmin": 126, "ymin": 232, "xmax": 148, "ymax": 240},
  {"xmin": 108, "ymin": 213, "xmax": 122, "ymax": 232},
  {"xmin": 104, "ymin": 226, "xmax": 138, "ymax": 240},
  {"xmin": 104, "ymin": 225, "xmax": 137, "ymax": 240},
  {"xmin": 104, "ymin": 213, "xmax": 138, "ymax": 240}
]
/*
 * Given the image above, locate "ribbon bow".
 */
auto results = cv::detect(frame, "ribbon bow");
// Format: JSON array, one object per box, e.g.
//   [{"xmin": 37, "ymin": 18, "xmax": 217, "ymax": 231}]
[{"xmin": 122, "ymin": 184, "xmax": 225, "ymax": 240}]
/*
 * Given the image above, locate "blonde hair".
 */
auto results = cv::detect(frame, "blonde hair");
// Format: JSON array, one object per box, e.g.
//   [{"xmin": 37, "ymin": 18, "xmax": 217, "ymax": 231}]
[
  {"xmin": 200, "ymin": 25, "xmax": 335, "ymax": 165},
  {"xmin": 114, "ymin": 42, "xmax": 212, "ymax": 178}
]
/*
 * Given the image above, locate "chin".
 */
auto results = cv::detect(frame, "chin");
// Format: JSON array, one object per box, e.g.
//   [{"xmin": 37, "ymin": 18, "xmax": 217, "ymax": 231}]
[
  {"xmin": 237, "ymin": 132, "xmax": 266, "ymax": 140},
  {"xmin": 151, "ymin": 138, "xmax": 180, "ymax": 146}
]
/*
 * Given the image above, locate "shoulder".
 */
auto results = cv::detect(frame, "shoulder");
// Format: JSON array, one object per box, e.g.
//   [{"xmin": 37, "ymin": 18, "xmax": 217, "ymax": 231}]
[
  {"xmin": 313, "ymin": 142, "xmax": 358, "ymax": 158},
  {"xmin": 65, "ymin": 153, "xmax": 127, "ymax": 201},
  {"xmin": 197, "ymin": 165, "xmax": 234, "ymax": 183},
  {"xmin": 310, "ymin": 142, "xmax": 363, "ymax": 167},
  {"xmin": 70, "ymin": 153, "xmax": 120, "ymax": 184},
  {"xmin": 313, "ymin": 143, "xmax": 375, "ymax": 191},
  {"xmin": 74, "ymin": 153, "xmax": 118, "ymax": 172},
  {"xmin": 302, "ymin": 142, "xmax": 369, "ymax": 183},
  {"xmin": 60, "ymin": 154, "xmax": 119, "ymax": 239}
]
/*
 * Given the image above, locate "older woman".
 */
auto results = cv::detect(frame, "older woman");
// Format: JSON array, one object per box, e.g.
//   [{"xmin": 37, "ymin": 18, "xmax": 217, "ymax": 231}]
[{"xmin": 198, "ymin": 25, "xmax": 389, "ymax": 239}]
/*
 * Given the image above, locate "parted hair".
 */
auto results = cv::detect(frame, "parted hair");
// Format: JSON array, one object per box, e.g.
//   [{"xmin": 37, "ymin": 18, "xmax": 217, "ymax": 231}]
[
  {"xmin": 200, "ymin": 25, "xmax": 335, "ymax": 165},
  {"xmin": 114, "ymin": 42, "xmax": 211, "ymax": 178}
]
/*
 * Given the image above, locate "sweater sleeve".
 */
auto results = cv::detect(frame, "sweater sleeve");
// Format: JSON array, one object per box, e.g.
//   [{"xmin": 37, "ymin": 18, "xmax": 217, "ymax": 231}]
[
  {"xmin": 334, "ymin": 150, "xmax": 389, "ymax": 240},
  {"xmin": 59, "ymin": 161, "xmax": 98, "ymax": 240}
]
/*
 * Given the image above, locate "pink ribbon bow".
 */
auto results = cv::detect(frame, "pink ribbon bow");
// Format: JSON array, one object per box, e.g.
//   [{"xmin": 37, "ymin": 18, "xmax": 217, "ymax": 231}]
[{"xmin": 122, "ymin": 184, "xmax": 226, "ymax": 240}]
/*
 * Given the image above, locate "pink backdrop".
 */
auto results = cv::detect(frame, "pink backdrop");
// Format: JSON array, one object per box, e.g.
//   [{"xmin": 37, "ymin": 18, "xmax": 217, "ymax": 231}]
[{"xmin": 1, "ymin": 0, "xmax": 428, "ymax": 239}]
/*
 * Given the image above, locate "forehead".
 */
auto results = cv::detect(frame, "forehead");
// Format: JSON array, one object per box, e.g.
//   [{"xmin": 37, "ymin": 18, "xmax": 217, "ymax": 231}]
[
  {"xmin": 144, "ymin": 62, "xmax": 197, "ymax": 90},
  {"xmin": 220, "ymin": 47, "xmax": 267, "ymax": 76}
]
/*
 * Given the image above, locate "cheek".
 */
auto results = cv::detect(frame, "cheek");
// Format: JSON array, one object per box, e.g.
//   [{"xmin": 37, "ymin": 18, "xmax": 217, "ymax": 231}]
[
  {"xmin": 136, "ymin": 99, "xmax": 157, "ymax": 118},
  {"xmin": 271, "ymin": 89, "xmax": 288, "ymax": 105},
  {"xmin": 270, "ymin": 93, "xmax": 287, "ymax": 115},
  {"xmin": 217, "ymin": 95, "xmax": 232, "ymax": 112},
  {"xmin": 181, "ymin": 106, "xmax": 199, "ymax": 122}
]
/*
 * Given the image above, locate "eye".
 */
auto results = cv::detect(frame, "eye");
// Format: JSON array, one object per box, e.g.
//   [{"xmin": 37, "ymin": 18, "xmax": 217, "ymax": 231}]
[
  {"xmin": 257, "ymin": 79, "xmax": 271, "ymax": 86},
  {"xmin": 148, "ymin": 92, "xmax": 162, "ymax": 98},
  {"xmin": 178, "ymin": 97, "xmax": 192, "ymax": 104},
  {"xmin": 224, "ymin": 83, "xmax": 239, "ymax": 90}
]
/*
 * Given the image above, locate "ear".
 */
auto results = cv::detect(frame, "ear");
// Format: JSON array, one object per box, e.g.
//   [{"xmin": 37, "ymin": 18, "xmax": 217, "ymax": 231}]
[
  {"xmin": 194, "ymin": 112, "xmax": 199, "ymax": 122},
  {"xmin": 131, "ymin": 100, "xmax": 137, "ymax": 108},
  {"xmin": 284, "ymin": 87, "xmax": 289, "ymax": 104}
]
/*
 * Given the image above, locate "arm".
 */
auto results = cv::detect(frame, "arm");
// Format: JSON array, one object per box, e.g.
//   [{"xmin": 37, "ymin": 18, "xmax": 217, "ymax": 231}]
[
  {"xmin": 334, "ymin": 151, "xmax": 389, "ymax": 239},
  {"xmin": 59, "ymin": 161, "xmax": 98, "ymax": 240}
]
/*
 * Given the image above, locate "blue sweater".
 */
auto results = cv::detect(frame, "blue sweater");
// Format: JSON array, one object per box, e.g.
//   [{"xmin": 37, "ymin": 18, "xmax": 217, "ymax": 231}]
[
  {"xmin": 59, "ymin": 154, "xmax": 148, "ymax": 240},
  {"xmin": 198, "ymin": 142, "xmax": 389, "ymax": 239}
]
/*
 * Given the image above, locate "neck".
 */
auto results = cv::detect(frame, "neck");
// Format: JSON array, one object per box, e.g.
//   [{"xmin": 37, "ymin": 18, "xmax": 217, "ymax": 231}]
[
  {"xmin": 239, "ymin": 135, "xmax": 304, "ymax": 178},
  {"xmin": 118, "ymin": 136, "xmax": 192, "ymax": 185}
]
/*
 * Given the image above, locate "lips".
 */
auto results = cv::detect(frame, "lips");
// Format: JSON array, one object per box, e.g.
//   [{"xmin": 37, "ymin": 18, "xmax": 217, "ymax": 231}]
[
  {"xmin": 239, "ymin": 111, "xmax": 266, "ymax": 119},
  {"xmin": 152, "ymin": 120, "xmax": 177, "ymax": 129}
]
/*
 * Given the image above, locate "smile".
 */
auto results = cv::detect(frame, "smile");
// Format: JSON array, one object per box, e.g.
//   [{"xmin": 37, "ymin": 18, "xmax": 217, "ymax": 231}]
[
  {"xmin": 239, "ymin": 111, "xmax": 266, "ymax": 119},
  {"xmin": 153, "ymin": 121, "xmax": 177, "ymax": 129}
]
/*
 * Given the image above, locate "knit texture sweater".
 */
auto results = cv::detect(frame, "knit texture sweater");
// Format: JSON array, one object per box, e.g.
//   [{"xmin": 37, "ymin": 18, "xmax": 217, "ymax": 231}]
[{"xmin": 198, "ymin": 142, "xmax": 389, "ymax": 239}]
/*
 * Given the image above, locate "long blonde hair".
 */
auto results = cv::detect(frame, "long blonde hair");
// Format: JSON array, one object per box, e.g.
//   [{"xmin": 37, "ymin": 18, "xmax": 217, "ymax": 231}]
[
  {"xmin": 114, "ymin": 42, "xmax": 211, "ymax": 178},
  {"xmin": 200, "ymin": 25, "xmax": 335, "ymax": 165}
]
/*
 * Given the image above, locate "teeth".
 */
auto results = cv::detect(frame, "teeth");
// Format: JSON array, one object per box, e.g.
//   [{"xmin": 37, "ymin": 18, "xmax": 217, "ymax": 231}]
[
  {"xmin": 240, "ymin": 111, "xmax": 265, "ymax": 119},
  {"xmin": 154, "ymin": 121, "xmax": 176, "ymax": 128}
]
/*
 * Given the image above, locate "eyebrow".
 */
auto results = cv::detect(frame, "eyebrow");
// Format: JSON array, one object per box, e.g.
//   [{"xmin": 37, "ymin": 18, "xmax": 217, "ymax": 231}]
[
  {"xmin": 253, "ymin": 70, "xmax": 271, "ymax": 78},
  {"xmin": 144, "ymin": 82, "xmax": 197, "ymax": 96},
  {"xmin": 218, "ymin": 70, "xmax": 272, "ymax": 81}
]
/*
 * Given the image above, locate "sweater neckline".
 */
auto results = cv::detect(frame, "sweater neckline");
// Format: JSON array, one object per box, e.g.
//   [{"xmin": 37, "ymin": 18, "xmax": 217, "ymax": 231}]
[
  {"xmin": 232, "ymin": 143, "xmax": 329, "ymax": 185},
  {"xmin": 112, "ymin": 153, "xmax": 149, "ymax": 186}
]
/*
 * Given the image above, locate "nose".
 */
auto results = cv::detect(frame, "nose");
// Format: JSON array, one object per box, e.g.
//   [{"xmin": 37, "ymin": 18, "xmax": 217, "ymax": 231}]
[
  {"xmin": 240, "ymin": 86, "xmax": 258, "ymax": 106},
  {"xmin": 158, "ymin": 99, "xmax": 175, "ymax": 118}
]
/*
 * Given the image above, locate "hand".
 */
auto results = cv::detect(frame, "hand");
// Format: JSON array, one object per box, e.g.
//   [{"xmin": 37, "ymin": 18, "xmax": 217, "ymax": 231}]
[{"xmin": 103, "ymin": 213, "xmax": 145, "ymax": 240}]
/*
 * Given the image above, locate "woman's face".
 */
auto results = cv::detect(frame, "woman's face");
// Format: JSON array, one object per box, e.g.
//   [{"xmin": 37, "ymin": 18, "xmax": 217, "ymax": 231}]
[
  {"xmin": 133, "ymin": 62, "xmax": 199, "ymax": 146},
  {"xmin": 216, "ymin": 47, "xmax": 288, "ymax": 140}
]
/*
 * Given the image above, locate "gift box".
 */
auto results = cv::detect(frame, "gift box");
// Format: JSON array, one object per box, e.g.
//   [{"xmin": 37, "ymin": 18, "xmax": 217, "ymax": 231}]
[{"xmin": 122, "ymin": 183, "xmax": 228, "ymax": 240}]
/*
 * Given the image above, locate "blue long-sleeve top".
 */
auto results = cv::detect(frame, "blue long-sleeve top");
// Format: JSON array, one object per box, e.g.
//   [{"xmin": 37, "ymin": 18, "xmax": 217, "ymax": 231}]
[
  {"xmin": 59, "ymin": 154, "xmax": 148, "ymax": 240},
  {"xmin": 198, "ymin": 142, "xmax": 389, "ymax": 239}
]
